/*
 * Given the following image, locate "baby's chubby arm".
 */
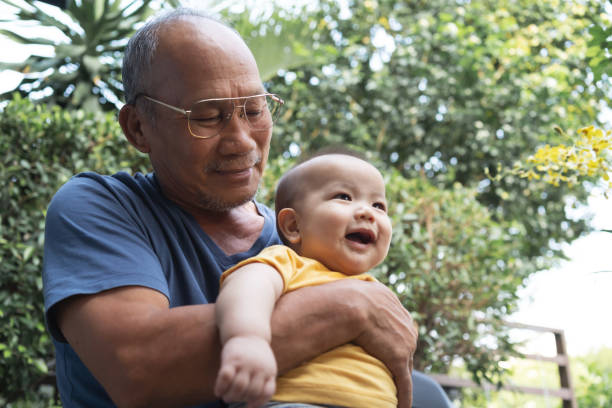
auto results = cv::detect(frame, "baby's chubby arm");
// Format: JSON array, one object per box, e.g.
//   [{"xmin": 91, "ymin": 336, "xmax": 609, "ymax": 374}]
[{"xmin": 215, "ymin": 263, "xmax": 284, "ymax": 408}]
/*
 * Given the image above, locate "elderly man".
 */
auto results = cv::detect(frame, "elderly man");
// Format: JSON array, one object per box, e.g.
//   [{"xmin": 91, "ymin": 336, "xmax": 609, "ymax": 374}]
[{"xmin": 43, "ymin": 8, "xmax": 417, "ymax": 408}]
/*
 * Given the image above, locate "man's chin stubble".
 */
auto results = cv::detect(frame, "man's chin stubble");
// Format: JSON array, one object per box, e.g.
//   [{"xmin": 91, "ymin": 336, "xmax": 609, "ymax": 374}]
[{"xmin": 197, "ymin": 191, "xmax": 257, "ymax": 212}]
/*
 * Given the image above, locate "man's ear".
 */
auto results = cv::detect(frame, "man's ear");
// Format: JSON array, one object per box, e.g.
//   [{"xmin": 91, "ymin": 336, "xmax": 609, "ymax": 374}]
[
  {"xmin": 119, "ymin": 104, "xmax": 151, "ymax": 153},
  {"xmin": 277, "ymin": 208, "xmax": 301, "ymax": 245}
]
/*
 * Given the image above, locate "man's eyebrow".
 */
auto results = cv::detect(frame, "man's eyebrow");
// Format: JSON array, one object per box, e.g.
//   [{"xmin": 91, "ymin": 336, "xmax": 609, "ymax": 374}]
[{"xmin": 194, "ymin": 90, "xmax": 270, "ymax": 102}]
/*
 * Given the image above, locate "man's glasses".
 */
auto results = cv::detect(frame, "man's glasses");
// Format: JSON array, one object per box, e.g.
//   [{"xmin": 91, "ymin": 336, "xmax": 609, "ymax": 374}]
[{"xmin": 137, "ymin": 93, "xmax": 284, "ymax": 139}]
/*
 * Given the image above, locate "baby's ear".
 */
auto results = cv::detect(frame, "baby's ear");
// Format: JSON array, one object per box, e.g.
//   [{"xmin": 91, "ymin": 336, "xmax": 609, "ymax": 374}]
[{"xmin": 277, "ymin": 208, "xmax": 301, "ymax": 245}]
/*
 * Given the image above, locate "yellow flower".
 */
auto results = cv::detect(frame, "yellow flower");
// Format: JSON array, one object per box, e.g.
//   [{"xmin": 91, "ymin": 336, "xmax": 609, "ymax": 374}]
[{"xmin": 494, "ymin": 125, "xmax": 611, "ymax": 194}]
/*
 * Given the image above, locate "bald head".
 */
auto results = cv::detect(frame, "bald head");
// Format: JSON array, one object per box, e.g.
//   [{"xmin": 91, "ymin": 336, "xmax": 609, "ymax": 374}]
[
  {"xmin": 122, "ymin": 8, "xmax": 257, "ymax": 105},
  {"xmin": 275, "ymin": 152, "xmax": 380, "ymax": 244},
  {"xmin": 276, "ymin": 149, "xmax": 369, "ymax": 214}
]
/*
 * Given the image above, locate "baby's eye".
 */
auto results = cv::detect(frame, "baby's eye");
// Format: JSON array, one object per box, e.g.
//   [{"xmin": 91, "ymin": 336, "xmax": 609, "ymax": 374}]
[
  {"xmin": 334, "ymin": 193, "xmax": 351, "ymax": 201},
  {"xmin": 373, "ymin": 202, "xmax": 387, "ymax": 211}
]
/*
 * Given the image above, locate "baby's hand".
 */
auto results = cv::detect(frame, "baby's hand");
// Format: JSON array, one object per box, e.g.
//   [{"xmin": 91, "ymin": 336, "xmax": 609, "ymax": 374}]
[{"xmin": 215, "ymin": 335, "xmax": 277, "ymax": 408}]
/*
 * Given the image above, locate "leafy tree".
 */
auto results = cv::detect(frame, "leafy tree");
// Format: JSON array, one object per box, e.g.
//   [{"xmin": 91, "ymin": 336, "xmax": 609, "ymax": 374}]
[
  {"xmin": 230, "ymin": 4, "xmax": 340, "ymax": 82},
  {"xmin": 265, "ymin": 0, "xmax": 610, "ymax": 257},
  {"xmin": 254, "ymin": 0, "xmax": 611, "ymax": 379},
  {"xmin": 2, "ymin": 0, "xmax": 611, "ymax": 400},
  {"xmin": 587, "ymin": 0, "xmax": 612, "ymax": 83},
  {"xmin": 574, "ymin": 347, "xmax": 612, "ymax": 408},
  {"xmin": 0, "ymin": 0, "xmax": 157, "ymax": 111},
  {"xmin": 0, "ymin": 94, "xmax": 149, "ymax": 404},
  {"xmin": 377, "ymin": 170, "xmax": 526, "ymax": 379},
  {"xmin": 576, "ymin": 363, "xmax": 612, "ymax": 408},
  {"xmin": 0, "ymin": 0, "xmax": 330, "ymax": 110}
]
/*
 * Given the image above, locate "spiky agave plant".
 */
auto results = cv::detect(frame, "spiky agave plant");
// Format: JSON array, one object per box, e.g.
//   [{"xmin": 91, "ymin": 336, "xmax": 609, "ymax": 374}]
[{"xmin": 0, "ymin": 0, "xmax": 158, "ymax": 112}]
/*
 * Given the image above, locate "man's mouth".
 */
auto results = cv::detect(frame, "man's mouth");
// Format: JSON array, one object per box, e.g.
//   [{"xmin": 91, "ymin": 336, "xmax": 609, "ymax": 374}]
[
  {"xmin": 346, "ymin": 229, "xmax": 375, "ymax": 244},
  {"xmin": 217, "ymin": 167, "xmax": 252, "ymax": 174},
  {"xmin": 206, "ymin": 154, "xmax": 261, "ymax": 173}
]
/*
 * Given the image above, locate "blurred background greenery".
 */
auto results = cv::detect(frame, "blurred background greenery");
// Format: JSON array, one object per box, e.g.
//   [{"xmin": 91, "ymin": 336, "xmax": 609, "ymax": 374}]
[{"xmin": 0, "ymin": 0, "xmax": 610, "ymax": 406}]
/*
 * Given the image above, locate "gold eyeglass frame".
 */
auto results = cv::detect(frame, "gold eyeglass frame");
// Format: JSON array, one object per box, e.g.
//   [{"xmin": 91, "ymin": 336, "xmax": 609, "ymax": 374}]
[{"xmin": 137, "ymin": 93, "xmax": 284, "ymax": 139}]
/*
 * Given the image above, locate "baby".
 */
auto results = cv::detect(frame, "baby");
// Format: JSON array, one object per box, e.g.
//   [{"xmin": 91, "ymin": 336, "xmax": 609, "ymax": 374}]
[{"xmin": 215, "ymin": 151, "xmax": 404, "ymax": 408}]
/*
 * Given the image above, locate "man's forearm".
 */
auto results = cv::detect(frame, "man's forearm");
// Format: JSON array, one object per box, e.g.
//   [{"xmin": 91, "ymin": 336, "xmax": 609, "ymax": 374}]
[
  {"xmin": 57, "ymin": 287, "xmax": 222, "ymax": 408},
  {"xmin": 58, "ymin": 282, "xmax": 364, "ymax": 407},
  {"xmin": 59, "ymin": 279, "xmax": 414, "ymax": 407},
  {"xmin": 270, "ymin": 280, "xmax": 368, "ymax": 373}
]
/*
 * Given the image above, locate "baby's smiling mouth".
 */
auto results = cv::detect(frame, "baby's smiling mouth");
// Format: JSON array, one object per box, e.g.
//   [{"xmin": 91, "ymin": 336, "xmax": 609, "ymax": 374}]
[{"xmin": 346, "ymin": 230, "xmax": 375, "ymax": 244}]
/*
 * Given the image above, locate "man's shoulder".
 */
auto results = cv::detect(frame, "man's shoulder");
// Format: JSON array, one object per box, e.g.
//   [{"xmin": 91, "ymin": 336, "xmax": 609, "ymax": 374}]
[
  {"xmin": 50, "ymin": 171, "xmax": 155, "ymax": 206},
  {"xmin": 66, "ymin": 171, "xmax": 154, "ymax": 193}
]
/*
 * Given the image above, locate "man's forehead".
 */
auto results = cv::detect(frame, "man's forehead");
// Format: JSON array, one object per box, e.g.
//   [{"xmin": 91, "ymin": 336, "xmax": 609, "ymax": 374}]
[{"xmin": 149, "ymin": 18, "xmax": 262, "ymax": 102}]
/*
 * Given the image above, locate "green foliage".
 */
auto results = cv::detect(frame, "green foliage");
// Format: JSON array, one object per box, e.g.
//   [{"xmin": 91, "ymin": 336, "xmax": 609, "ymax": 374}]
[
  {"xmin": 252, "ymin": 0, "xmax": 611, "ymax": 380},
  {"xmin": 457, "ymin": 388, "xmax": 563, "ymax": 408},
  {"xmin": 0, "ymin": 94, "xmax": 149, "ymax": 404},
  {"xmin": 230, "ymin": 5, "xmax": 339, "ymax": 82},
  {"xmin": 587, "ymin": 1, "xmax": 612, "ymax": 83},
  {"xmin": 576, "ymin": 363, "xmax": 612, "ymax": 407},
  {"xmin": 0, "ymin": 0, "xmax": 157, "ymax": 111},
  {"xmin": 375, "ymin": 170, "xmax": 527, "ymax": 379},
  {"xmin": 265, "ymin": 0, "xmax": 609, "ymax": 261},
  {"xmin": 2, "ymin": 0, "xmax": 611, "ymax": 400},
  {"xmin": 574, "ymin": 348, "xmax": 612, "ymax": 407},
  {"xmin": 260, "ymin": 152, "xmax": 528, "ymax": 383},
  {"xmin": 449, "ymin": 348, "xmax": 612, "ymax": 407}
]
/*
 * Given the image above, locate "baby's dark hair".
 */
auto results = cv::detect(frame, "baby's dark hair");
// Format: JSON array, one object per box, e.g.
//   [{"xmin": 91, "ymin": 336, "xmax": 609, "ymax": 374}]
[{"xmin": 274, "ymin": 146, "xmax": 368, "ymax": 245}]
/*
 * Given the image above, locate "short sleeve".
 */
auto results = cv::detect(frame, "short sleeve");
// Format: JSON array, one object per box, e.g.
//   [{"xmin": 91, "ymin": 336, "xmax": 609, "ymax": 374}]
[
  {"xmin": 42, "ymin": 176, "xmax": 169, "ymax": 341},
  {"xmin": 220, "ymin": 245, "xmax": 302, "ymax": 291}
]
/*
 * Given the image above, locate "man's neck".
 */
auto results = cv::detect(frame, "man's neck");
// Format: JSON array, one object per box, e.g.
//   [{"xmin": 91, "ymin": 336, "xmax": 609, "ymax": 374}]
[{"xmin": 192, "ymin": 202, "xmax": 264, "ymax": 256}]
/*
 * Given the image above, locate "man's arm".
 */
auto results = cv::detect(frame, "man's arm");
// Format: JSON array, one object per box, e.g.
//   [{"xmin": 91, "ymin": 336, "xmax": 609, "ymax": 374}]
[
  {"xmin": 271, "ymin": 279, "xmax": 417, "ymax": 408},
  {"xmin": 55, "ymin": 286, "xmax": 220, "ymax": 408},
  {"xmin": 56, "ymin": 278, "xmax": 416, "ymax": 408},
  {"xmin": 214, "ymin": 263, "xmax": 284, "ymax": 407}
]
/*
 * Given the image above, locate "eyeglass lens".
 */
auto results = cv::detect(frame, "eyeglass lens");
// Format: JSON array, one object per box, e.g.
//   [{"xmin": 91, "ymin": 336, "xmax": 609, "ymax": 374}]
[{"xmin": 188, "ymin": 95, "xmax": 281, "ymax": 138}]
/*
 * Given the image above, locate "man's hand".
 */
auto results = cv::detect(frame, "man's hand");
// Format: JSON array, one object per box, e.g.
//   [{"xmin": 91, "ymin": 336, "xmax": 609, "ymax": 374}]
[
  {"xmin": 353, "ymin": 281, "xmax": 418, "ymax": 408},
  {"xmin": 269, "ymin": 278, "xmax": 417, "ymax": 406},
  {"xmin": 215, "ymin": 335, "xmax": 277, "ymax": 408}
]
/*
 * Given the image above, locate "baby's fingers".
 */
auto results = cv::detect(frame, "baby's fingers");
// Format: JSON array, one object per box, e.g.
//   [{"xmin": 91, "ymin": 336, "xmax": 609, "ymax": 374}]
[
  {"xmin": 214, "ymin": 364, "xmax": 236, "ymax": 399},
  {"xmin": 222, "ymin": 369, "xmax": 251, "ymax": 402},
  {"xmin": 244, "ymin": 372, "xmax": 264, "ymax": 408},
  {"xmin": 247, "ymin": 376, "xmax": 276, "ymax": 408}
]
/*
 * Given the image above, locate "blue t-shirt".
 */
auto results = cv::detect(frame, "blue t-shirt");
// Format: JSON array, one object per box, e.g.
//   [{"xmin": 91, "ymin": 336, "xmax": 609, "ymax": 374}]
[{"xmin": 42, "ymin": 172, "xmax": 281, "ymax": 408}]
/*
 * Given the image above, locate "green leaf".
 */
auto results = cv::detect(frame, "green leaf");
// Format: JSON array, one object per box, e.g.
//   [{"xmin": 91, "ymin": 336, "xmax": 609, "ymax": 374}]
[
  {"xmin": 82, "ymin": 55, "xmax": 103, "ymax": 75},
  {"xmin": 0, "ymin": 29, "xmax": 57, "ymax": 45},
  {"xmin": 0, "ymin": 61, "xmax": 27, "ymax": 71},
  {"xmin": 587, "ymin": 45, "xmax": 603, "ymax": 58},
  {"xmin": 589, "ymin": 24, "xmax": 608, "ymax": 44},
  {"xmin": 94, "ymin": 0, "xmax": 105, "ymax": 21},
  {"xmin": 23, "ymin": 245, "xmax": 34, "ymax": 262},
  {"xmin": 33, "ymin": 358, "xmax": 48, "ymax": 374},
  {"xmin": 55, "ymin": 43, "xmax": 87, "ymax": 58}
]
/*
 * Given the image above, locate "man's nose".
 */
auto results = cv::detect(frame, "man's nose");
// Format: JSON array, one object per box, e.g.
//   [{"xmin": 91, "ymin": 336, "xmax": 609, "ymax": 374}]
[{"xmin": 218, "ymin": 105, "xmax": 256, "ymax": 154}]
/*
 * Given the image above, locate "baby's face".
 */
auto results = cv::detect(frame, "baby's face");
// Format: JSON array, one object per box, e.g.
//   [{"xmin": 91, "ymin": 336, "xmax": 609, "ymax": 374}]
[{"xmin": 292, "ymin": 155, "xmax": 392, "ymax": 275}]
